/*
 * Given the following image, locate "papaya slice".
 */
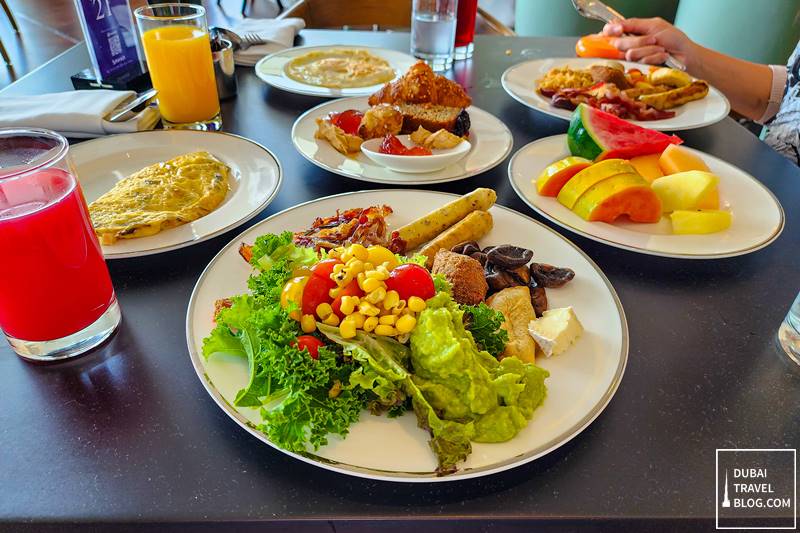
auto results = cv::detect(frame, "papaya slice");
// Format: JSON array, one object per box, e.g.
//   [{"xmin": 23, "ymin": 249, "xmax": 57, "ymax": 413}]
[
  {"xmin": 573, "ymin": 173, "xmax": 662, "ymax": 223},
  {"xmin": 536, "ymin": 157, "xmax": 592, "ymax": 196},
  {"xmin": 557, "ymin": 159, "xmax": 635, "ymax": 209}
]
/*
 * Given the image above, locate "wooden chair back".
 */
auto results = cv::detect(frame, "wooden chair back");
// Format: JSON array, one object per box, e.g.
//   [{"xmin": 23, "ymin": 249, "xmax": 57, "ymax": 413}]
[{"xmin": 279, "ymin": 0, "xmax": 412, "ymax": 30}]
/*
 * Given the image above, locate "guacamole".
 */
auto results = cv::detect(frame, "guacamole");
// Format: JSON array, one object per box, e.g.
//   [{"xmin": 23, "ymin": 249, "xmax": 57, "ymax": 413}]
[{"xmin": 410, "ymin": 292, "xmax": 549, "ymax": 443}]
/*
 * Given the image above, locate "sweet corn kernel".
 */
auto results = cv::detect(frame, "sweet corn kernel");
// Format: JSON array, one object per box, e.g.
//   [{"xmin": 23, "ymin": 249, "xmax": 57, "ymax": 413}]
[
  {"xmin": 339, "ymin": 319, "xmax": 357, "ymax": 339},
  {"xmin": 374, "ymin": 324, "xmax": 397, "ymax": 336},
  {"xmin": 408, "ymin": 296, "xmax": 426, "ymax": 313},
  {"xmin": 301, "ymin": 314, "xmax": 316, "ymax": 333},
  {"xmin": 332, "ymin": 263, "xmax": 346, "ymax": 274},
  {"xmin": 363, "ymin": 316, "xmax": 379, "ymax": 332},
  {"xmin": 376, "ymin": 265, "xmax": 391, "ymax": 278},
  {"xmin": 339, "ymin": 296, "xmax": 358, "ymax": 315},
  {"xmin": 328, "ymin": 248, "xmax": 343, "ymax": 260},
  {"xmin": 357, "ymin": 272, "xmax": 366, "ymax": 285},
  {"xmin": 341, "ymin": 250, "xmax": 354, "ymax": 263},
  {"xmin": 364, "ymin": 287, "xmax": 386, "ymax": 304},
  {"xmin": 316, "ymin": 302, "xmax": 333, "ymax": 320},
  {"xmin": 329, "ymin": 287, "xmax": 342, "ymax": 299},
  {"xmin": 383, "ymin": 290, "xmax": 400, "ymax": 310},
  {"xmin": 332, "ymin": 270, "xmax": 353, "ymax": 286},
  {"xmin": 379, "ymin": 314, "xmax": 397, "ymax": 326},
  {"xmin": 361, "ymin": 277, "xmax": 383, "ymax": 293},
  {"xmin": 364, "ymin": 269, "xmax": 388, "ymax": 281},
  {"xmin": 349, "ymin": 312, "xmax": 366, "ymax": 328},
  {"xmin": 358, "ymin": 301, "xmax": 380, "ymax": 316},
  {"xmin": 349, "ymin": 244, "xmax": 370, "ymax": 262},
  {"xmin": 345, "ymin": 258, "xmax": 364, "ymax": 274},
  {"xmin": 362, "ymin": 262, "xmax": 375, "ymax": 272},
  {"xmin": 322, "ymin": 313, "xmax": 340, "ymax": 326},
  {"xmin": 396, "ymin": 314, "xmax": 417, "ymax": 333},
  {"xmin": 390, "ymin": 306, "xmax": 403, "ymax": 316}
]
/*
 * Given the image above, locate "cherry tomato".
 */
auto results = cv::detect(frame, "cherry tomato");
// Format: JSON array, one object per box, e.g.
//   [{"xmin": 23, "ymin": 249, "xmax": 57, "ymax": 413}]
[
  {"xmin": 330, "ymin": 110, "xmax": 364, "ymax": 136},
  {"xmin": 331, "ymin": 280, "xmax": 364, "ymax": 318},
  {"xmin": 302, "ymin": 274, "xmax": 336, "ymax": 316},
  {"xmin": 310, "ymin": 258, "xmax": 342, "ymax": 280},
  {"xmin": 385, "ymin": 263, "xmax": 435, "ymax": 301},
  {"xmin": 293, "ymin": 335, "xmax": 325, "ymax": 359}
]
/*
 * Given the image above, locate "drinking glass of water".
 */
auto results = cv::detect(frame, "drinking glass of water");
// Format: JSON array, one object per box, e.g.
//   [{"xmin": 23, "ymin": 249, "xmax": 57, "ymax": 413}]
[
  {"xmin": 411, "ymin": 0, "xmax": 458, "ymax": 71},
  {"xmin": 778, "ymin": 291, "xmax": 800, "ymax": 365}
]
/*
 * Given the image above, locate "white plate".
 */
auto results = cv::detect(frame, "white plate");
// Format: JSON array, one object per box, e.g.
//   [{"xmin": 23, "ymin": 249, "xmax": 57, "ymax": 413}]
[
  {"xmin": 70, "ymin": 130, "xmax": 282, "ymax": 259},
  {"xmin": 360, "ymin": 134, "xmax": 471, "ymax": 173},
  {"xmin": 186, "ymin": 190, "xmax": 628, "ymax": 482},
  {"xmin": 508, "ymin": 135, "xmax": 784, "ymax": 259},
  {"xmin": 501, "ymin": 57, "xmax": 730, "ymax": 131},
  {"xmin": 255, "ymin": 45, "xmax": 418, "ymax": 98},
  {"xmin": 292, "ymin": 97, "xmax": 513, "ymax": 185}
]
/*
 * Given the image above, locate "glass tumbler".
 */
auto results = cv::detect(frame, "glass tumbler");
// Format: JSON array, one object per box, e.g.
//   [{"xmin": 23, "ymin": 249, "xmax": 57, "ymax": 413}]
[
  {"xmin": 0, "ymin": 128, "xmax": 121, "ymax": 362},
  {"xmin": 454, "ymin": 0, "xmax": 478, "ymax": 60},
  {"xmin": 411, "ymin": 0, "xmax": 458, "ymax": 71},
  {"xmin": 134, "ymin": 3, "xmax": 221, "ymax": 131},
  {"xmin": 778, "ymin": 291, "xmax": 800, "ymax": 365}
]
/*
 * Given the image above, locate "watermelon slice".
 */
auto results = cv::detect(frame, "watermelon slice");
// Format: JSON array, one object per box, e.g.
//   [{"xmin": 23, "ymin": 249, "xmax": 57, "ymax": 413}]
[{"xmin": 568, "ymin": 104, "xmax": 683, "ymax": 161}]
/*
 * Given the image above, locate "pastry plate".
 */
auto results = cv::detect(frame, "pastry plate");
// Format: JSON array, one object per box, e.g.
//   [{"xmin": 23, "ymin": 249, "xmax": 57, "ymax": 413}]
[
  {"xmin": 292, "ymin": 96, "xmax": 513, "ymax": 185},
  {"xmin": 508, "ymin": 135, "xmax": 784, "ymax": 259},
  {"xmin": 501, "ymin": 57, "xmax": 730, "ymax": 131},
  {"xmin": 71, "ymin": 130, "xmax": 282, "ymax": 259},
  {"xmin": 255, "ymin": 45, "xmax": 418, "ymax": 98},
  {"xmin": 186, "ymin": 189, "xmax": 628, "ymax": 481}
]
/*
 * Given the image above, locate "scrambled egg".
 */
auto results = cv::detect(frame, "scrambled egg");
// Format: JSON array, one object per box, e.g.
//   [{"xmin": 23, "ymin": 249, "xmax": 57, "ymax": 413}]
[
  {"xmin": 89, "ymin": 151, "xmax": 230, "ymax": 245},
  {"xmin": 285, "ymin": 49, "xmax": 396, "ymax": 88}
]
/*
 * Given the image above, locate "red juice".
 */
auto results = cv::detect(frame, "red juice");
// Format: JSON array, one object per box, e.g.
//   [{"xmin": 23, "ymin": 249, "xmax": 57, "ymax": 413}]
[
  {"xmin": 455, "ymin": 0, "xmax": 478, "ymax": 48},
  {"xmin": 0, "ymin": 168, "xmax": 114, "ymax": 341}
]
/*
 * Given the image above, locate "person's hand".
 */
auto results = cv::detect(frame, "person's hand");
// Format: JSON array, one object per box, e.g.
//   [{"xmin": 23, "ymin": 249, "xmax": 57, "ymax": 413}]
[{"xmin": 602, "ymin": 18, "xmax": 695, "ymax": 66}]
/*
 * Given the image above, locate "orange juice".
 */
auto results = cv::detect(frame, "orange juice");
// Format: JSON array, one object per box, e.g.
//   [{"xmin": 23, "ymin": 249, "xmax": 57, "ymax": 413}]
[{"xmin": 141, "ymin": 25, "xmax": 220, "ymax": 124}]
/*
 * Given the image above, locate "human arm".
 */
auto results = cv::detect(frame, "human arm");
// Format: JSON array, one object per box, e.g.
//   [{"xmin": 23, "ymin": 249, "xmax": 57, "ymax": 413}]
[{"xmin": 603, "ymin": 18, "xmax": 779, "ymax": 122}]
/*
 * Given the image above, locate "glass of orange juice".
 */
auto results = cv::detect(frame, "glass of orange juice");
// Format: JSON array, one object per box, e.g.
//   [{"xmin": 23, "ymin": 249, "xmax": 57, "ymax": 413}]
[{"xmin": 134, "ymin": 3, "xmax": 221, "ymax": 130}]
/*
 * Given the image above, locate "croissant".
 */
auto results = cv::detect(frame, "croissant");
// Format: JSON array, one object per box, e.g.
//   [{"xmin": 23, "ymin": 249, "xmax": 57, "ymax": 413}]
[{"xmin": 368, "ymin": 61, "xmax": 472, "ymax": 109}]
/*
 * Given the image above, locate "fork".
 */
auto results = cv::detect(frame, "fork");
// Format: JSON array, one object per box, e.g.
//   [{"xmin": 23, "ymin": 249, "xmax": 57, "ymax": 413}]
[{"xmin": 240, "ymin": 32, "xmax": 267, "ymax": 49}]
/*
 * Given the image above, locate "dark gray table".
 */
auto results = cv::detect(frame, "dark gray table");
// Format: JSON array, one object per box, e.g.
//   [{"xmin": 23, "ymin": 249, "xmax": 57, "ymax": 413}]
[{"xmin": 1, "ymin": 31, "xmax": 798, "ymax": 532}]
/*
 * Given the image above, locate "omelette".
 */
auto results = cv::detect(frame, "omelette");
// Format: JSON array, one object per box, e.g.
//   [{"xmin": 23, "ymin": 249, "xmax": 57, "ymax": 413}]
[{"xmin": 89, "ymin": 151, "xmax": 230, "ymax": 245}]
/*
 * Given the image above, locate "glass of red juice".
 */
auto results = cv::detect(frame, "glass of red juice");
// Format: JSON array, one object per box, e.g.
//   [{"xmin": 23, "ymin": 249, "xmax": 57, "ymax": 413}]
[
  {"xmin": 0, "ymin": 128, "xmax": 121, "ymax": 362},
  {"xmin": 454, "ymin": 0, "xmax": 478, "ymax": 60}
]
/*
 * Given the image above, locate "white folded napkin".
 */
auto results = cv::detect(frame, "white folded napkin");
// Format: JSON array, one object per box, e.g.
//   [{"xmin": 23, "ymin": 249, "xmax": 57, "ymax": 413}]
[
  {"xmin": 233, "ymin": 18, "xmax": 306, "ymax": 67},
  {"xmin": 0, "ymin": 90, "xmax": 160, "ymax": 138}
]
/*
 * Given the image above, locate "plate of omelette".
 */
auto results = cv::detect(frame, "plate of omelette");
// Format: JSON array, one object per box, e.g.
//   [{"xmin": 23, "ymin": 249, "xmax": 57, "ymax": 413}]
[{"xmin": 71, "ymin": 130, "xmax": 282, "ymax": 259}]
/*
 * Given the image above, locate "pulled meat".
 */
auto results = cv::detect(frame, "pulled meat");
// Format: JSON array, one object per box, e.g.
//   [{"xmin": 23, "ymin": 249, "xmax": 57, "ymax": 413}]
[{"xmin": 293, "ymin": 205, "xmax": 406, "ymax": 253}]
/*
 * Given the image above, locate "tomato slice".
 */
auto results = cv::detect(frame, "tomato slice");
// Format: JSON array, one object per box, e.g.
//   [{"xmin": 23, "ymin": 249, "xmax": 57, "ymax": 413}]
[
  {"xmin": 311, "ymin": 258, "xmax": 342, "ymax": 280},
  {"xmin": 330, "ymin": 110, "xmax": 364, "ymax": 136},
  {"xmin": 294, "ymin": 335, "xmax": 325, "ymax": 359},
  {"xmin": 302, "ymin": 274, "xmax": 336, "ymax": 316},
  {"xmin": 385, "ymin": 263, "xmax": 435, "ymax": 301},
  {"xmin": 331, "ymin": 280, "xmax": 364, "ymax": 318}
]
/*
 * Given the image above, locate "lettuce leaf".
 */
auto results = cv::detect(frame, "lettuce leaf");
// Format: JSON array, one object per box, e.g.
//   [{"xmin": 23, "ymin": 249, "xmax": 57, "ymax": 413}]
[{"xmin": 462, "ymin": 303, "xmax": 509, "ymax": 358}]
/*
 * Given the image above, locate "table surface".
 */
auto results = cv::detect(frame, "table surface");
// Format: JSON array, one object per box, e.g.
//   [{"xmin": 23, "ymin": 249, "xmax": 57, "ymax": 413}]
[{"xmin": 1, "ymin": 30, "xmax": 799, "ymax": 532}]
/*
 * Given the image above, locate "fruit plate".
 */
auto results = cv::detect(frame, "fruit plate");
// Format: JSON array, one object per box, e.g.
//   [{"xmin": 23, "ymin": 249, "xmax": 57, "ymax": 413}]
[
  {"xmin": 186, "ymin": 190, "xmax": 628, "ymax": 482},
  {"xmin": 71, "ymin": 130, "xmax": 282, "ymax": 260},
  {"xmin": 501, "ymin": 57, "xmax": 730, "ymax": 131},
  {"xmin": 255, "ymin": 45, "xmax": 418, "ymax": 98},
  {"xmin": 291, "ymin": 96, "xmax": 513, "ymax": 185},
  {"xmin": 508, "ymin": 135, "xmax": 784, "ymax": 259}
]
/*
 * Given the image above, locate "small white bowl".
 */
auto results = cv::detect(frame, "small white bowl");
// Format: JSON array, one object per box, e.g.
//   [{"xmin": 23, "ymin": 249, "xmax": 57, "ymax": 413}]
[{"xmin": 360, "ymin": 135, "xmax": 471, "ymax": 173}]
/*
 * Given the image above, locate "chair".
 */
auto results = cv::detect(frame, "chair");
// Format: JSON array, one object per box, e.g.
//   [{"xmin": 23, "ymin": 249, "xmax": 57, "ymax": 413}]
[
  {"xmin": 0, "ymin": 0, "xmax": 17, "ymax": 66},
  {"xmin": 276, "ymin": 0, "xmax": 514, "ymax": 35}
]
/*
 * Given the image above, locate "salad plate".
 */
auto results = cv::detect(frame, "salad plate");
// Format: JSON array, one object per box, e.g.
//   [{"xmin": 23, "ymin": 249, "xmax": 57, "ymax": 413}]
[
  {"xmin": 508, "ymin": 135, "xmax": 784, "ymax": 259},
  {"xmin": 501, "ymin": 57, "xmax": 730, "ymax": 131},
  {"xmin": 255, "ymin": 45, "xmax": 418, "ymax": 98},
  {"xmin": 291, "ymin": 96, "xmax": 513, "ymax": 185},
  {"xmin": 186, "ymin": 189, "xmax": 628, "ymax": 482},
  {"xmin": 71, "ymin": 130, "xmax": 282, "ymax": 260}
]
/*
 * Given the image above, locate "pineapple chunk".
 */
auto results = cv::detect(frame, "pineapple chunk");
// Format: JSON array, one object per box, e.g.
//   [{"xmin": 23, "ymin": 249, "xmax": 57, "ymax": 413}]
[
  {"xmin": 651, "ymin": 170, "xmax": 719, "ymax": 213},
  {"xmin": 670, "ymin": 210, "xmax": 732, "ymax": 234}
]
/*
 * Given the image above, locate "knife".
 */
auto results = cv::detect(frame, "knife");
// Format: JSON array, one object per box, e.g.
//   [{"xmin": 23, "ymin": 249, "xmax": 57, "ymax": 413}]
[{"xmin": 104, "ymin": 88, "xmax": 159, "ymax": 123}]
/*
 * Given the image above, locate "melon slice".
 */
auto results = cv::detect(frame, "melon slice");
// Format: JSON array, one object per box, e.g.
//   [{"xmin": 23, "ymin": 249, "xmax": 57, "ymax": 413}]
[
  {"xmin": 670, "ymin": 210, "xmax": 732, "ymax": 234},
  {"xmin": 567, "ymin": 103, "xmax": 683, "ymax": 161},
  {"xmin": 658, "ymin": 144, "xmax": 710, "ymax": 175},
  {"xmin": 557, "ymin": 159, "xmax": 635, "ymax": 209},
  {"xmin": 629, "ymin": 153, "xmax": 664, "ymax": 183},
  {"xmin": 536, "ymin": 157, "xmax": 592, "ymax": 196},
  {"xmin": 651, "ymin": 171, "xmax": 719, "ymax": 213},
  {"xmin": 572, "ymin": 173, "xmax": 662, "ymax": 223}
]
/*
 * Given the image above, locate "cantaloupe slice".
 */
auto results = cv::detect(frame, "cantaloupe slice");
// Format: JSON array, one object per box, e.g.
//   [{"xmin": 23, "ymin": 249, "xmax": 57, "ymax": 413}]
[
  {"xmin": 651, "ymin": 171, "xmax": 719, "ymax": 213},
  {"xmin": 670, "ymin": 210, "xmax": 732, "ymax": 234},
  {"xmin": 536, "ymin": 157, "xmax": 592, "ymax": 196},
  {"xmin": 629, "ymin": 153, "xmax": 664, "ymax": 183},
  {"xmin": 572, "ymin": 173, "xmax": 662, "ymax": 223},
  {"xmin": 658, "ymin": 144, "xmax": 710, "ymax": 175},
  {"xmin": 557, "ymin": 159, "xmax": 635, "ymax": 209}
]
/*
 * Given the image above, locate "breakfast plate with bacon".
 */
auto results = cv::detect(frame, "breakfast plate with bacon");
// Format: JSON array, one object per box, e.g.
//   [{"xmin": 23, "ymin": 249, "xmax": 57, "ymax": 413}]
[{"xmin": 292, "ymin": 62, "xmax": 513, "ymax": 185}]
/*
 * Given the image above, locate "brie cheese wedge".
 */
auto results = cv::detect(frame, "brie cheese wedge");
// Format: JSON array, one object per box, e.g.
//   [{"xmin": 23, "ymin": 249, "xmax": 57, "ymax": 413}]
[{"xmin": 528, "ymin": 306, "xmax": 583, "ymax": 357}]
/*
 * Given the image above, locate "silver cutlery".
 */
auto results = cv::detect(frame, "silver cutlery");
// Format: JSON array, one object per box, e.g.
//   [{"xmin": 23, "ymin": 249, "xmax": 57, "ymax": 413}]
[{"xmin": 104, "ymin": 88, "xmax": 158, "ymax": 123}]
